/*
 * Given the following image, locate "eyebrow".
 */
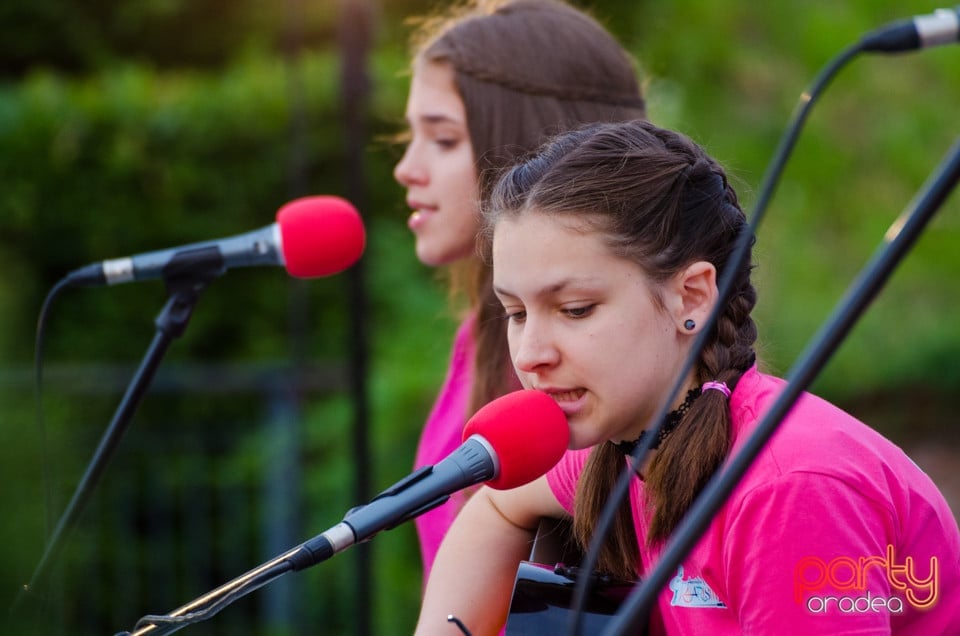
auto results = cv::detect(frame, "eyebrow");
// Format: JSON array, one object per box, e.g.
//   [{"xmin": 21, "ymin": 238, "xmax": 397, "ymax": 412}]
[
  {"xmin": 494, "ymin": 277, "xmax": 602, "ymax": 300},
  {"xmin": 406, "ymin": 112, "xmax": 465, "ymax": 127}
]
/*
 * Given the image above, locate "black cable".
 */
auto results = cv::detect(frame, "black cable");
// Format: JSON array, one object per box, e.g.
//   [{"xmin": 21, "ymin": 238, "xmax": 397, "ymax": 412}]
[
  {"xmin": 14, "ymin": 276, "xmax": 74, "ymax": 617},
  {"xmin": 566, "ymin": 38, "xmax": 865, "ymax": 636},
  {"xmin": 32, "ymin": 277, "xmax": 74, "ymax": 548}
]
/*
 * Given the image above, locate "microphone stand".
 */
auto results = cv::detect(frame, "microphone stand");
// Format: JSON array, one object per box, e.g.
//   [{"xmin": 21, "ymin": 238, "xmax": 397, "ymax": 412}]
[
  {"xmin": 15, "ymin": 267, "xmax": 223, "ymax": 613},
  {"xmin": 113, "ymin": 540, "xmax": 329, "ymax": 636},
  {"xmin": 602, "ymin": 135, "xmax": 960, "ymax": 636}
]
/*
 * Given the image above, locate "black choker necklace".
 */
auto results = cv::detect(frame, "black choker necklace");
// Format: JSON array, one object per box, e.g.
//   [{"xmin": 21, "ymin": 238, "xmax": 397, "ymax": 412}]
[{"xmin": 616, "ymin": 387, "xmax": 702, "ymax": 455}]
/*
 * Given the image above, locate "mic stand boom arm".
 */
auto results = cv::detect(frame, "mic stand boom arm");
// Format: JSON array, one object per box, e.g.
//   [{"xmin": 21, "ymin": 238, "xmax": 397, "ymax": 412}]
[
  {"xmin": 115, "ymin": 540, "xmax": 331, "ymax": 636},
  {"xmin": 602, "ymin": 135, "xmax": 960, "ymax": 636}
]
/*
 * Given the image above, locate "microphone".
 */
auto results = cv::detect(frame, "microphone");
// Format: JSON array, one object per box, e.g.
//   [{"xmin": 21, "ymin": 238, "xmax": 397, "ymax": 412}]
[
  {"xmin": 284, "ymin": 389, "xmax": 569, "ymax": 571},
  {"xmin": 860, "ymin": 6, "xmax": 959, "ymax": 52},
  {"xmin": 64, "ymin": 195, "xmax": 366, "ymax": 286}
]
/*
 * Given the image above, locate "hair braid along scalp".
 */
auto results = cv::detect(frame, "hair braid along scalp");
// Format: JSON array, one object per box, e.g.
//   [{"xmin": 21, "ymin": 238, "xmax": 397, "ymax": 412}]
[
  {"xmin": 418, "ymin": 0, "xmax": 645, "ymax": 109},
  {"xmin": 417, "ymin": 0, "xmax": 647, "ymax": 202},
  {"xmin": 486, "ymin": 119, "xmax": 758, "ymax": 580},
  {"xmin": 447, "ymin": 53, "xmax": 646, "ymax": 108}
]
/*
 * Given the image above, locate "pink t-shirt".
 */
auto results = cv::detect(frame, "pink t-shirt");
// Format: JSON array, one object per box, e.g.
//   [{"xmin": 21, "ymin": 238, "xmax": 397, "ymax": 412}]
[
  {"xmin": 547, "ymin": 367, "xmax": 960, "ymax": 634},
  {"xmin": 413, "ymin": 316, "xmax": 476, "ymax": 579}
]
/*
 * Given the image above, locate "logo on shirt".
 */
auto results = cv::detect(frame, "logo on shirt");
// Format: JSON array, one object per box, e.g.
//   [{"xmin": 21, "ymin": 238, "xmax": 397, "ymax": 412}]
[
  {"xmin": 794, "ymin": 544, "xmax": 939, "ymax": 614},
  {"xmin": 669, "ymin": 566, "xmax": 727, "ymax": 608}
]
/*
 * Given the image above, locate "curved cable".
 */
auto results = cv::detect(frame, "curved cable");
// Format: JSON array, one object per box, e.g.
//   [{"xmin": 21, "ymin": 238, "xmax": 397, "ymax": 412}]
[
  {"xmin": 33, "ymin": 276, "xmax": 75, "ymax": 539},
  {"xmin": 9, "ymin": 275, "xmax": 78, "ymax": 615},
  {"xmin": 566, "ymin": 39, "xmax": 865, "ymax": 636}
]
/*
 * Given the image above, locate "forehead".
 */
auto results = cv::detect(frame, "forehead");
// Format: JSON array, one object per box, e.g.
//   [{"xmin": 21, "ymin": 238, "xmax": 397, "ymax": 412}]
[
  {"xmin": 493, "ymin": 210, "xmax": 600, "ymax": 249},
  {"xmin": 406, "ymin": 59, "xmax": 465, "ymax": 122},
  {"xmin": 492, "ymin": 212, "xmax": 644, "ymax": 294}
]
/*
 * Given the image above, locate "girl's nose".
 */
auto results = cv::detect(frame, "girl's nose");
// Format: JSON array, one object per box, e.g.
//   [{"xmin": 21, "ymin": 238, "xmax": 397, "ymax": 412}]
[
  {"xmin": 512, "ymin": 320, "xmax": 560, "ymax": 374},
  {"xmin": 393, "ymin": 143, "xmax": 426, "ymax": 187}
]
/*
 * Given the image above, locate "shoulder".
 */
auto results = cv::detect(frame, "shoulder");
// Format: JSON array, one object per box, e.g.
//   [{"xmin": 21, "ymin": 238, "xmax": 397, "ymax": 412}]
[
  {"xmin": 732, "ymin": 367, "xmax": 907, "ymax": 479},
  {"xmin": 727, "ymin": 368, "xmax": 955, "ymax": 539},
  {"xmin": 545, "ymin": 448, "xmax": 592, "ymax": 512}
]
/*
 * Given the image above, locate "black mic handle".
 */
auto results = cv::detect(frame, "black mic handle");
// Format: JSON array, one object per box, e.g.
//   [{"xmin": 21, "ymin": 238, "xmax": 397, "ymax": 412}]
[
  {"xmin": 282, "ymin": 436, "xmax": 498, "ymax": 575},
  {"xmin": 286, "ymin": 436, "xmax": 498, "ymax": 574},
  {"xmin": 343, "ymin": 435, "xmax": 496, "ymax": 543},
  {"xmin": 65, "ymin": 221, "xmax": 281, "ymax": 287}
]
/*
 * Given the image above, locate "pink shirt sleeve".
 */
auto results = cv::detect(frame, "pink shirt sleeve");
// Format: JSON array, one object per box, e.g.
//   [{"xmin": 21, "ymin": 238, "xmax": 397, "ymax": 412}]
[{"xmin": 546, "ymin": 447, "xmax": 592, "ymax": 513}]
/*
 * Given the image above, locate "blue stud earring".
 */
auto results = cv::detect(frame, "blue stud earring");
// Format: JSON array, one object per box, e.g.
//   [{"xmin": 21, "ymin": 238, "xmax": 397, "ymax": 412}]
[{"xmin": 684, "ymin": 319, "xmax": 696, "ymax": 331}]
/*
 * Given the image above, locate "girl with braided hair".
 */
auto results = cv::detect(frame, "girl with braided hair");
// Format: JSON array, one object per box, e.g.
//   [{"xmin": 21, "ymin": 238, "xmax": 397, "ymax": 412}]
[
  {"xmin": 414, "ymin": 119, "xmax": 960, "ymax": 635},
  {"xmin": 393, "ymin": 0, "xmax": 646, "ymax": 581}
]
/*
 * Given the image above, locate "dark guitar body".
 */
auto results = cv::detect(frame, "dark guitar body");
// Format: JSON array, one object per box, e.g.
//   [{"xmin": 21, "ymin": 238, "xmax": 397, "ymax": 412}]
[
  {"xmin": 505, "ymin": 561, "xmax": 636, "ymax": 635},
  {"xmin": 505, "ymin": 518, "xmax": 645, "ymax": 635}
]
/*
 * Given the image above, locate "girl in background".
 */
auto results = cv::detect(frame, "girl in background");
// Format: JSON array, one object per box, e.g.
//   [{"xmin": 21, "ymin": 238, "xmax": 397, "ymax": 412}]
[
  {"xmin": 415, "ymin": 119, "xmax": 960, "ymax": 634},
  {"xmin": 393, "ymin": 0, "xmax": 646, "ymax": 580}
]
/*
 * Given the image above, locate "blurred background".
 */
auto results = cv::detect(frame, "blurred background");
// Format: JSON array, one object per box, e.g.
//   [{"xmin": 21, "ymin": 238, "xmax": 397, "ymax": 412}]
[{"xmin": 1, "ymin": 0, "xmax": 958, "ymax": 634}]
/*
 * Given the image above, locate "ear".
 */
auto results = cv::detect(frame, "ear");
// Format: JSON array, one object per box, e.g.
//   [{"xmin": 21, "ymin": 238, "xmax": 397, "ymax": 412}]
[{"xmin": 666, "ymin": 261, "xmax": 718, "ymax": 334}]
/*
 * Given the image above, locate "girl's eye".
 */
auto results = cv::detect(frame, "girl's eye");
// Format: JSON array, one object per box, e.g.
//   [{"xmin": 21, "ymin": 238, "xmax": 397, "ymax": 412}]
[
  {"xmin": 504, "ymin": 310, "xmax": 526, "ymax": 323},
  {"xmin": 564, "ymin": 305, "xmax": 595, "ymax": 318},
  {"xmin": 435, "ymin": 138, "xmax": 459, "ymax": 150}
]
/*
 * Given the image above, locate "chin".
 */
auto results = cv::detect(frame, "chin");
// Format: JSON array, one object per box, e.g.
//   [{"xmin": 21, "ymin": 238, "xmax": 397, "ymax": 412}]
[
  {"xmin": 568, "ymin": 432, "xmax": 603, "ymax": 452},
  {"xmin": 417, "ymin": 244, "xmax": 473, "ymax": 268},
  {"xmin": 414, "ymin": 245, "xmax": 448, "ymax": 267}
]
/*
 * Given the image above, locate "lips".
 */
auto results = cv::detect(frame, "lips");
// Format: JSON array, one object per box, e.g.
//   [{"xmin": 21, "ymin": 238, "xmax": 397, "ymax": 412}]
[
  {"xmin": 408, "ymin": 210, "xmax": 425, "ymax": 230},
  {"xmin": 406, "ymin": 201, "xmax": 436, "ymax": 231},
  {"xmin": 539, "ymin": 388, "xmax": 587, "ymax": 416},
  {"xmin": 547, "ymin": 389, "xmax": 585, "ymax": 402}
]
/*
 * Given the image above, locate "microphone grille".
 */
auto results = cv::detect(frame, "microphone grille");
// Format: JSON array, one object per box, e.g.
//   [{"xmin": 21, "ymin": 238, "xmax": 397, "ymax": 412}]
[
  {"xmin": 463, "ymin": 390, "xmax": 569, "ymax": 490},
  {"xmin": 277, "ymin": 196, "xmax": 366, "ymax": 278}
]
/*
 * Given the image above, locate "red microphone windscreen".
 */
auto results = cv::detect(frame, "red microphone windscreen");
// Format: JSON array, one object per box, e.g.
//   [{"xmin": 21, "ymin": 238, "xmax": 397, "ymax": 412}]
[
  {"xmin": 462, "ymin": 390, "xmax": 569, "ymax": 490},
  {"xmin": 276, "ymin": 196, "xmax": 366, "ymax": 278}
]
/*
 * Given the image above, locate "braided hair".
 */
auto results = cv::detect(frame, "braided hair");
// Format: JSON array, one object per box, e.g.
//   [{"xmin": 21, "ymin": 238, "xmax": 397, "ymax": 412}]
[{"xmin": 484, "ymin": 119, "xmax": 758, "ymax": 580}]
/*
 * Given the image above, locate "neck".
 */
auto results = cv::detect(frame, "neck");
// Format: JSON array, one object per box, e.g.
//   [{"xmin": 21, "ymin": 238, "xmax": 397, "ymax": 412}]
[{"xmin": 615, "ymin": 386, "xmax": 702, "ymax": 455}]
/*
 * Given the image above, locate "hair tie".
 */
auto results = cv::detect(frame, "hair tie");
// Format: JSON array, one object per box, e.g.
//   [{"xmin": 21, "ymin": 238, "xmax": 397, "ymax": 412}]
[{"xmin": 702, "ymin": 380, "xmax": 731, "ymax": 398}]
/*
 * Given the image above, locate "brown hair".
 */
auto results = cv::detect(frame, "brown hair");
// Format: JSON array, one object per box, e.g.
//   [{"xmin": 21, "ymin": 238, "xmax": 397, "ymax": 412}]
[
  {"xmin": 408, "ymin": 0, "xmax": 647, "ymax": 418},
  {"xmin": 484, "ymin": 119, "xmax": 758, "ymax": 581}
]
